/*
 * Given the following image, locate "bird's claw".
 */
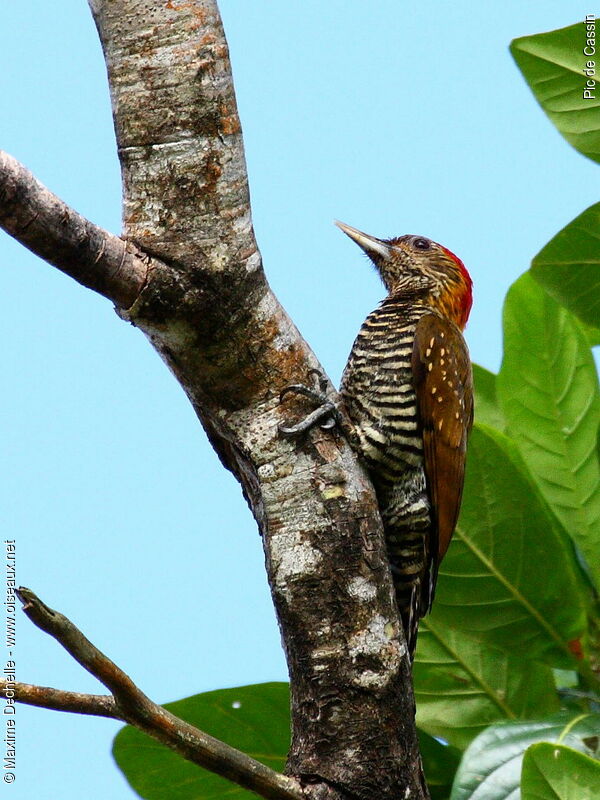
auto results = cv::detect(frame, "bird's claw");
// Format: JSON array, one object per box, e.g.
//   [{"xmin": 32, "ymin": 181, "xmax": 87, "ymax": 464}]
[
  {"xmin": 279, "ymin": 369, "xmax": 341, "ymax": 437},
  {"xmin": 279, "ymin": 368, "xmax": 328, "ymax": 403}
]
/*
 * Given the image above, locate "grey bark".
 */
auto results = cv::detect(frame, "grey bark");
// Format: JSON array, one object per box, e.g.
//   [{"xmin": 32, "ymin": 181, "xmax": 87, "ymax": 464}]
[
  {"xmin": 1, "ymin": 1, "xmax": 428, "ymax": 798},
  {"xmin": 0, "ymin": 150, "xmax": 147, "ymax": 307}
]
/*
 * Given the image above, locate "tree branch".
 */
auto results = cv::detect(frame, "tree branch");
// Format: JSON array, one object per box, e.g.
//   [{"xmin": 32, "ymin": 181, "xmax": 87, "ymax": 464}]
[
  {"xmin": 0, "ymin": 150, "xmax": 147, "ymax": 308},
  {"xmin": 0, "ymin": 681, "xmax": 119, "ymax": 718},
  {"xmin": 11, "ymin": 587, "xmax": 304, "ymax": 800}
]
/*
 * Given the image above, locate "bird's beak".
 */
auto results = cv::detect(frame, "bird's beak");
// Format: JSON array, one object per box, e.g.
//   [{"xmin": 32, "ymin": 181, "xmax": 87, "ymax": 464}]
[{"xmin": 334, "ymin": 220, "xmax": 392, "ymax": 261}]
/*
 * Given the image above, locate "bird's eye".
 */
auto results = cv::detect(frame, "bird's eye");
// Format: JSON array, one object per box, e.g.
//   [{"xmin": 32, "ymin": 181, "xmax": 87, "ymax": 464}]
[{"xmin": 413, "ymin": 237, "xmax": 431, "ymax": 250}]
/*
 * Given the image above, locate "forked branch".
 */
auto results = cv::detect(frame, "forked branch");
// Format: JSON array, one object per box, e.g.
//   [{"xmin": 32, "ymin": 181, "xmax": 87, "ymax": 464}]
[{"xmin": 4, "ymin": 587, "xmax": 303, "ymax": 800}]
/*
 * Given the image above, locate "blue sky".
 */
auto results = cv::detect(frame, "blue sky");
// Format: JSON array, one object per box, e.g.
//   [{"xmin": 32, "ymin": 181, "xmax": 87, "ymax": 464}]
[{"xmin": 0, "ymin": 2, "xmax": 596, "ymax": 798}]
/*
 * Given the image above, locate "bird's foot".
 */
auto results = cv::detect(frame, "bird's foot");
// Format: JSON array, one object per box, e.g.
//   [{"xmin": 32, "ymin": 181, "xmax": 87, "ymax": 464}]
[{"xmin": 279, "ymin": 369, "xmax": 342, "ymax": 437}]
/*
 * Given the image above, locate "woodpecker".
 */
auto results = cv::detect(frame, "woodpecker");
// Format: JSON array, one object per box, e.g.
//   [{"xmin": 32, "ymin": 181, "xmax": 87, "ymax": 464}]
[
  {"xmin": 336, "ymin": 221, "xmax": 473, "ymax": 656},
  {"xmin": 280, "ymin": 222, "xmax": 473, "ymax": 658}
]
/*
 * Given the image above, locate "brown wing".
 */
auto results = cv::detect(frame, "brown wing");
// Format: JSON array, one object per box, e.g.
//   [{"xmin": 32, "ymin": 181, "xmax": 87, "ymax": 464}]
[{"xmin": 411, "ymin": 314, "xmax": 473, "ymax": 603}]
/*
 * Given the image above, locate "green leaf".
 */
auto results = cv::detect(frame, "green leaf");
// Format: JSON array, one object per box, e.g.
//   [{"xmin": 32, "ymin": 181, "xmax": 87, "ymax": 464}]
[
  {"xmin": 113, "ymin": 683, "xmax": 290, "ymax": 800},
  {"xmin": 431, "ymin": 424, "xmax": 587, "ymax": 667},
  {"xmin": 417, "ymin": 729, "xmax": 462, "ymax": 800},
  {"xmin": 497, "ymin": 273, "xmax": 600, "ymax": 590},
  {"xmin": 450, "ymin": 712, "xmax": 600, "ymax": 800},
  {"xmin": 521, "ymin": 743, "xmax": 600, "ymax": 800},
  {"xmin": 473, "ymin": 364, "xmax": 505, "ymax": 431},
  {"xmin": 580, "ymin": 322, "xmax": 600, "ymax": 348},
  {"xmin": 510, "ymin": 23, "xmax": 600, "ymax": 163},
  {"xmin": 530, "ymin": 204, "xmax": 600, "ymax": 331},
  {"xmin": 553, "ymin": 669, "xmax": 579, "ymax": 690},
  {"xmin": 414, "ymin": 621, "xmax": 559, "ymax": 750}
]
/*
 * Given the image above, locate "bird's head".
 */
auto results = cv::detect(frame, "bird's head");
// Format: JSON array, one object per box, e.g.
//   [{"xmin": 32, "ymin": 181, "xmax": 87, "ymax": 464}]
[{"xmin": 335, "ymin": 220, "xmax": 473, "ymax": 330}]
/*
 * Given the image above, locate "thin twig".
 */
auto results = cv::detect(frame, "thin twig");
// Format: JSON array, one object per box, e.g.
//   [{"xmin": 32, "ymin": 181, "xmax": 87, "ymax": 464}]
[
  {"xmin": 0, "ymin": 681, "xmax": 119, "ymax": 718},
  {"xmin": 0, "ymin": 151, "xmax": 149, "ymax": 308},
  {"xmin": 14, "ymin": 587, "xmax": 304, "ymax": 800}
]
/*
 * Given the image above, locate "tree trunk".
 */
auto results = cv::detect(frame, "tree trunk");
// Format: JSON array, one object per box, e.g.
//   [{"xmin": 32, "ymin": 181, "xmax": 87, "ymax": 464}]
[{"xmin": 2, "ymin": 1, "xmax": 429, "ymax": 797}]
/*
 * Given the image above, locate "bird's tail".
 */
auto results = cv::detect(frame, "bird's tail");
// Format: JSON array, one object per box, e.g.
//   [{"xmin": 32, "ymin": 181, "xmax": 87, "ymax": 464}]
[
  {"xmin": 376, "ymin": 475, "xmax": 433, "ymax": 660},
  {"xmin": 393, "ymin": 577, "xmax": 426, "ymax": 660}
]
